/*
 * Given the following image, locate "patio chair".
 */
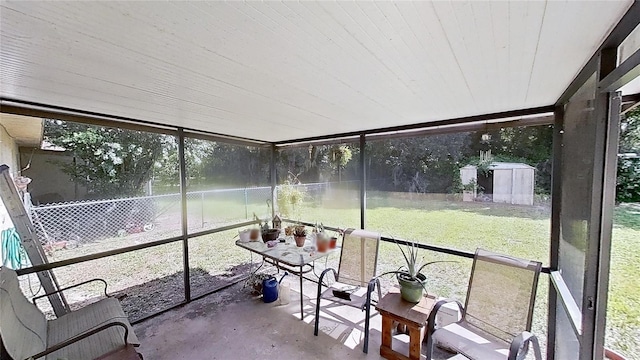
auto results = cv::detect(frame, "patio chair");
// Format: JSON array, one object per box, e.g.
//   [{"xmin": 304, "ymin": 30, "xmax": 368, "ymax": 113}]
[
  {"xmin": 313, "ymin": 228, "xmax": 381, "ymax": 354},
  {"xmin": 0, "ymin": 266, "xmax": 140, "ymax": 360},
  {"xmin": 425, "ymin": 248, "xmax": 543, "ymax": 360}
]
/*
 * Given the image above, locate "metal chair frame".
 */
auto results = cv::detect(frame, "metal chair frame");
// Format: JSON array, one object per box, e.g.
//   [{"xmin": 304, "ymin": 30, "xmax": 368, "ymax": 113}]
[
  {"xmin": 425, "ymin": 248, "xmax": 543, "ymax": 360},
  {"xmin": 313, "ymin": 228, "xmax": 381, "ymax": 354}
]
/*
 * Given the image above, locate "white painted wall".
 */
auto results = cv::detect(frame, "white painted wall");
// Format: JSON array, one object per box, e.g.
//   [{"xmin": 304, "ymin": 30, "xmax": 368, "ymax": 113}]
[
  {"xmin": 0, "ymin": 124, "xmax": 18, "ymax": 231},
  {"xmin": 20, "ymin": 150, "xmax": 88, "ymax": 204},
  {"xmin": 0, "ymin": 124, "xmax": 19, "ymax": 173}
]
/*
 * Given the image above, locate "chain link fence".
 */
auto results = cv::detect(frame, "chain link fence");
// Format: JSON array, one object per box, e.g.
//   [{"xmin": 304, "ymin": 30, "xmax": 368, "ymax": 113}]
[
  {"xmin": 273, "ymin": 180, "xmax": 360, "ymax": 219},
  {"xmin": 29, "ymin": 182, "xmax": 360, "ymax": 247},
  {"xmin": 30, "ymin": 187, "xmax": 272, "ymax": 247}
]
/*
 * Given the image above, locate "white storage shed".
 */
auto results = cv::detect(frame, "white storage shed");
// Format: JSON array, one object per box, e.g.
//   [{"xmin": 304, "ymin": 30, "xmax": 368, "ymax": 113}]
[{"xmin": 460, "ymin": 162, "xmax": 535, "ymax": 206}]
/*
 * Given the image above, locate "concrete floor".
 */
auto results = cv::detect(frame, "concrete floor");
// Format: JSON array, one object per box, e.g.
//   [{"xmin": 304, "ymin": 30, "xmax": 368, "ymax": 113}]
[{"xmin": 133, "ymin": 279, "xmax": 454, "ymax": 360}]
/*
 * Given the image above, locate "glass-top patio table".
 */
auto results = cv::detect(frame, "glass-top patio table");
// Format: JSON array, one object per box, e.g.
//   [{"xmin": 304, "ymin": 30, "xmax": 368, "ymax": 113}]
[{"xmin": 235, "ymin": 238, "xmax": 339, "ymax": 320}]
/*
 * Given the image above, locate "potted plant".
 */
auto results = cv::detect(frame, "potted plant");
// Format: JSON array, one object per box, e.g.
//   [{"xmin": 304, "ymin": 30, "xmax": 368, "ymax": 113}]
[
  {"xmin": 329, "ymin": 234, "xmax": 338, "ymax": 249},
  {"xmin": 315, "ymin": 223, "xmax": 330, "ymax": 253},
  {"xmin": 293, "ymin": 225, "xmax": 307, "ymax": 247},
  {"xmin": 255, "ymin": 214, "xmax": 280, "ymax": 242},
  {"xmin": 378, "ymin": 239, "xmax": 456, "ymax": 303},
  {"xmin": 245, "ymin": 272, "xmax": 273, "ymax": 295}
]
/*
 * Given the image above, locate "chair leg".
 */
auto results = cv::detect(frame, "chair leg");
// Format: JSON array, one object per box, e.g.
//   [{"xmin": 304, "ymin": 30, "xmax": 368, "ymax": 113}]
[
  {"xmin": 363, "ymin": 302, "xmax": 370, "ymax": 353},
  {"xmin": 314, "ymin": 274, "xmax": 325, "ymax": 336},
  {"xmin": 424, "ymin": 329, "xmax": 435, "ymax": 360},
  {"xmin": 363, "ymin": 278, "xmax": 376, "ymax": 354},
  {"xmin": 314, "ymin": 268, "xmax": 337, "ymax": 337},
  {"xmin": 314, "ymin": 289, "xmax": 321, "ymax": 336}
]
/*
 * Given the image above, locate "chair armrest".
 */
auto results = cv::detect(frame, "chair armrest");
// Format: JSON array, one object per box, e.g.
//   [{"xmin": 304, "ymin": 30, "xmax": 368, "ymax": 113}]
[
  {"xmin": 318, "ymin": 268, "xmax": 337, "ymax": 288},
  {"xmin": 360, "ymin": 278, "xmax": 379, "ymax": 311},
  {"xmin": 32, "ymin": 278, "xmax": 109, "ymax": 307},
  {"xmin": 508, "ymin": 331, "xmax": 542, "ymax": 360},
  {"xmin": 316, "ymin": 268, "xmax": 337, "ymax": 301},
  {"xmin": 27, "ymin": 321, "xmax": 129, "ymax": 360},
  {"xmin": 427, "ymin": 298, "xmax": 464, "ymax": 335}
]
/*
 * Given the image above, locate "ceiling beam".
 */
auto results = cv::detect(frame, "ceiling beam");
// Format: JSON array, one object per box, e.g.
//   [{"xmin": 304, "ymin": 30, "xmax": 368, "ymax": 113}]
[
  {"xmin": 0, "ymin": 98, "xmax": 269, "ymax": 146},
  {"xmin": 556, "ymin": 1, "xmax": 640, "ymax": 105},
  {"xmin": 274, "ymin": 105, "xmax": 555, "ymax": 146},
  {"xmin": 365, "ymin": 115, "xmax": 554, "ymax": 143},
  {"xmin": 277, "ymin": 114, "xmax": 554, "ymax": 148},
  {"xmin": 599, "ymin": 48, "xmax": 640, "ymax": 93}
]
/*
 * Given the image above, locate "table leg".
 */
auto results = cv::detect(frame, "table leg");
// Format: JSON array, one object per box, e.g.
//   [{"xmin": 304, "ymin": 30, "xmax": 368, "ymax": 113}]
[
  {"xmin": 408, "ymin": 326, "xmax": 423, "ymax": 360},
  {"xmin": 381, "ymin": 316, "xmax": 393, "ymax": 350},
  {"xmin": 299, "ymin": 265, "xmax": 304, "ymax": 320}
]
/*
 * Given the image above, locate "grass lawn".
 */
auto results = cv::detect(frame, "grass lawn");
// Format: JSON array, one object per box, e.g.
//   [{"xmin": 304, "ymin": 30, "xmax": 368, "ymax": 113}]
[{"xmin": 28, "ymin": 191, "xmax": 639, "ymax": 358}]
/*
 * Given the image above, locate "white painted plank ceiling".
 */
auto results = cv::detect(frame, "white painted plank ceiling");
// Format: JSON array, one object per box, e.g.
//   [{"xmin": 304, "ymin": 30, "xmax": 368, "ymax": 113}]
[{"xmin": 0, "ymin": 1, "xmax": 633, "ymax": 142}]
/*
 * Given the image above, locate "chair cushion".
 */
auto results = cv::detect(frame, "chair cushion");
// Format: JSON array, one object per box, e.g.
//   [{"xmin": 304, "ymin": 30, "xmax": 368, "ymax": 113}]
[
  {"xmin": 0, "ymin": 267, "xmax": 47, "ymax": 359},
  {"xmin": 46, "ymin": 297, "xmax": 139, "ymax": 360},
  {"xmin": 432, "ymin": 321, "xmax": 510, "ymax": 360}
]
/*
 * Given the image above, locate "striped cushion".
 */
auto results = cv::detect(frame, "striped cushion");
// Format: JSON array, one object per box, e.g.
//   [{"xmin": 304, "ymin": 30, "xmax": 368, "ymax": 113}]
[{"xmin": 46, "ymin": 298, "xmax": 139, "ymax": 360}]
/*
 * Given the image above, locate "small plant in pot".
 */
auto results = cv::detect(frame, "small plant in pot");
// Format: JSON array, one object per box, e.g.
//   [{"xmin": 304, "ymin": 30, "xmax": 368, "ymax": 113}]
[
  {"xmin": 255, "ymin": 214, "xmax": 280, "ymax": 242},
  {"xmin": 315, "ymin": 223, "xmax": 330, "ymax": 252},
  {"xmin": 378, "ymin": 239, "xmax": 456, "ymax": 303},
  {"xmin": 245, "ymin": 272, "xmax": 273, "ymax": 295},
  {"xmin": 293, "ymin": 225, "xmax": 307, "ymax": 247}
]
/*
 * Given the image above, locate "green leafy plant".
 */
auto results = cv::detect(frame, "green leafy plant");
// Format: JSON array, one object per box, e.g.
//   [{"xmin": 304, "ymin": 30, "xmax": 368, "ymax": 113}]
[
  {"xmin": 245, "ymin": 272, "xmax": 273, "ymax": 295},
  {"xmin": 616, "ymin": 156, "xmax": 640, "ymax": 203},
  {"xmin": 395, "ymin": 240, "xmax": 454, "ymax": 279},
  {"xmin": 377, "ymin": 239, "xmax": 456, "ymax": 293},
  {"xmin": 292, "ymin": 225, "xmax": 307, "ymax": 237},
  {"xmin": 378, "ymin": 239, "xmax": 457, "ymax": 300},
  {"xmin": 276, "ymin": 178, "xmax": 305, "ymax": 218},
  {"xmin": 462, "ymin": 179, "xmax": 482, "ymax": 193}
]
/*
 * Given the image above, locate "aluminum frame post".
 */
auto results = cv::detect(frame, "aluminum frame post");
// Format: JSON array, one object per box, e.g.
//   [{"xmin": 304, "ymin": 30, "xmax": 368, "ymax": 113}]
[
  {"xmin": 359, "ymin": 134, "xmax": 366, "ymax": 230},
  {"xmin": 178, "ymin": 128, "xmax": 190, "ymax": 302},
  {"xmin": 547, "ymin": 105, "xmax": 564, "ymax": 360}
]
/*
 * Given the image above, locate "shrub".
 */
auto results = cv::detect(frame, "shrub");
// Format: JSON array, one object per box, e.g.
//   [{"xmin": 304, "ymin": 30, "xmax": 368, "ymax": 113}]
[{"xmin": 616, "ymin": 156, "xmax": 640, "ymax": 203}]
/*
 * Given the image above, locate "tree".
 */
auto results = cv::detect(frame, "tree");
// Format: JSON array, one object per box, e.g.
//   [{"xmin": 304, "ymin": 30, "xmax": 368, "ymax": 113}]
[
  {"xmin": 616, "ymin": 156, "xmax": 640, "ymax": 203},
  {"xmin": 277, "ymin": 144, "xmax": 359, "ymax": 184},
  {"xmin": 615, "ymin": 108, "xmax": 640, "ymax": 203},
  {"xmin": 366, "ymin": 133, "xmax": 472, "ymax": 193},
  {"xmin": 467, "ymin": 125, "xmax": 554, "ymax": 194},
  {"xmin": 44, "ymin": 120, "xmax": 167, "ymax": 198},
  {"xmin": 620, "ymin": 108, "xmax": 640, "ymax": 153}
]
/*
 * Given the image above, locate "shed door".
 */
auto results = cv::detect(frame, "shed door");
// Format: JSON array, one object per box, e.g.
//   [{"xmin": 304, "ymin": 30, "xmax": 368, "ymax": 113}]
[
  {"xmin": 512, "ymin": 168, "xmax": 534, "ymax": 205},
  {"xmin": 492, "ymin": 169, "xmax": 512, "ymax": 203}
]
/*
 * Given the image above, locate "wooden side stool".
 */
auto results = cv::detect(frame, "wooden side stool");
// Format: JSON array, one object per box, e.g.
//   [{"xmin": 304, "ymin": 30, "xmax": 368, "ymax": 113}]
[{"xmin": 375, "ymin": 288, "xmax": 436, "ymax": 360}]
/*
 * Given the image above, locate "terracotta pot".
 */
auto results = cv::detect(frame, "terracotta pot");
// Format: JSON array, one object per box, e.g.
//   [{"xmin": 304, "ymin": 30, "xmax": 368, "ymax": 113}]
[
  {"xmin": 294, "ymin": 236, "xmax": 306, "ymax": 247},
  {"xmin": 317, "ymin": 239, "xmax": 329, "ymax": 253},
  {"xmin": 329, "ymin": 237, "xmax": 337, "ymax": 249},
  {"xmin": 249, "ymin": 229, "xmax": 260, "ymax": 241}
]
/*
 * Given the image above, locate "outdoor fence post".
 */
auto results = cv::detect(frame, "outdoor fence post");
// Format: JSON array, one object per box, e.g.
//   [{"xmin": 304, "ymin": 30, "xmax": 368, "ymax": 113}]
[{"xmin": 244, "ymin": 188, "xmax": 248, "ymax": 219}]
